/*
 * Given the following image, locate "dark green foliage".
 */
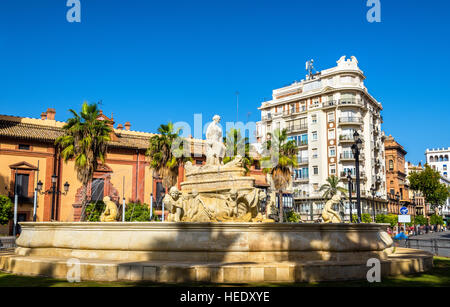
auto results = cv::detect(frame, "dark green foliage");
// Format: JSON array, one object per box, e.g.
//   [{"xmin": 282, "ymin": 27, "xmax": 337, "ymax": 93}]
[
  {"xmin": 286, "ymin": 211, "xmax": 302, "ymax": 223},
  {"xmin": 84, "ymin": 201, "xmax": 105, "ymax": 222},
  {"xmin": 408, "ymin": 165, "xmax": 450, "ymax": 209},
  {"xmin": 125, "ymin": 202, "xmax": 156, "ymax": 221},
  {"xmin": 223, "ymin": 128, "xmax": 253, "ymax": 173},
  {"xmin": 0, "ymin": 195, "xmax": 13, "ymax": 225},
  {"xmin": 430, "ymin": 214, "xmax": 444, "ymax": 226},
  {"xmin": 375, "ymin": 214, "xmax": 399, "ymax": 227}
]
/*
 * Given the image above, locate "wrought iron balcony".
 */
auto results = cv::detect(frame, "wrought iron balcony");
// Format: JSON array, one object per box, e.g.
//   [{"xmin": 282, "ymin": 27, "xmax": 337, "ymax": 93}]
[
  {"xmin": 338, "ymin": 117, "xmax": 363, "ymax": 125},
  {"xmin": 286, "ymin": 124, "xmax": 308, "ymax": 133}
]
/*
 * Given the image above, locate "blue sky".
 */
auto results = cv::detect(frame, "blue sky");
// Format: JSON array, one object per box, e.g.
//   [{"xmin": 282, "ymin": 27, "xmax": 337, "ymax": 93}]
[{"xmin": 0, "ymin": 0, "xmax": 449, "ymax": 164}]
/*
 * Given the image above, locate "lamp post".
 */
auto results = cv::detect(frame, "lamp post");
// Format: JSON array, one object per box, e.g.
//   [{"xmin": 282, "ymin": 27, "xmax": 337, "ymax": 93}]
[
  {"xmin": 347, "ymin": 170, "xmax": 353, "ymax": 223},
  {"xmin": 37, "ymin": 175, "xmax": 70, "ymax": 221},
  {"xmin": 351, "ymin": 131, "xmax": 363, "ymax": 223},
  {"xmin": 370, "ymin": 184, "xmax": 376, "ymax": 223}
]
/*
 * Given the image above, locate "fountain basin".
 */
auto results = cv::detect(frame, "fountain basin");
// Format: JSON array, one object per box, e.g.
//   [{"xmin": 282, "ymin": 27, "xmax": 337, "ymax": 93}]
[{"xmin": 0, "ymin": 222, "xmax": 433, "ymax": 283}]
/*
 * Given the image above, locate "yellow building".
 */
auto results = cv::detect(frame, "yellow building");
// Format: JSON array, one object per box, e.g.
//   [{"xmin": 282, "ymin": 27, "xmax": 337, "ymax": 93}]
[
  {"xmin": 0, "ymin": 109, "xmax": 267, "ymax": 235},
  {"xmin": 0, "ymin": 109, "xmax": 207, "ymax": 234}
]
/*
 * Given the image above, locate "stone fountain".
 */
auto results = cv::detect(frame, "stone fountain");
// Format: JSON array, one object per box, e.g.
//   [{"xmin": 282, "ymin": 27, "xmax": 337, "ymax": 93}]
[{"xmin": 0, "ymin": 115, "xmax": 433, "ymax": 283}]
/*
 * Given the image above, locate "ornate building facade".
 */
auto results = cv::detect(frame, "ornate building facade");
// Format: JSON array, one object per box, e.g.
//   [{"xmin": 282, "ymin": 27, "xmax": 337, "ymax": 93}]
[
  {"xmin": 0, "ymin": 109, "xmax": 266, "ymax": 234},
  {"xmin": 254, "ymin": 56, "xmax": 388, "ymax": 221}
]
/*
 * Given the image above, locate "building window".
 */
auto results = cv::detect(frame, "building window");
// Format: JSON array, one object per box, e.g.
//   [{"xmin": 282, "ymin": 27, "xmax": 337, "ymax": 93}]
[
  {"xmin": 196, "ymin": 160, "xmax": 203, "ymax": 165},
  {"xmin": 327, "ymin": 112, "xmax": 335, "ymax": 122},
  {"xmin": 389, "ymin": 160, "xmax": 394, "ymax": 170},
  {"xmin": 330, "ymin": 164, "xmax": 336, "ymax": 175},
  {"xmin": 312, "ymin": 148, "xmax": 318, "ymax": 159},
  {"xmin": 329, "ymin": 147, "xmax": 336, "ymax": 157},
  {"xmin": 91, "ymin": 178, "xmax": 105, "ymax": 202},
  {"xmin": 312, "ymin": 131, "xmax": 318, "ymax": 141},
  {"xmin": 313, "ymin": 166, "xmax": 319, "ymax": 175},
  {"xmin": 311, "ymin": 115, "xmax": 317, "ymax": 124},
  {"xmin": 15, "ymin": 174, "xmax": 29, "ymax": 198},
  {"xmin": 18, "ymin": 144, "xmax": 31, "ymax": 150},
  {"xmin": 328, "ymin": 129, "xmax": 335, "ymax": 140}
]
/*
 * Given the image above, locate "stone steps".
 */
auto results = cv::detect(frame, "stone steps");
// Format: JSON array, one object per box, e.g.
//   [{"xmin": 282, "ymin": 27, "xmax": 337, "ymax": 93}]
[{"xmin": 0, "ymin": 248, "xmax": 433, "ymax": 283}]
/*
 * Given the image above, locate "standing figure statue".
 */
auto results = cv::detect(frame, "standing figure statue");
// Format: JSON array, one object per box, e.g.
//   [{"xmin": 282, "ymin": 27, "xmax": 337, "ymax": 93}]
[
  {"xmin": 205, "ymin": 115, "xmax": 226, "ymax": 166},
  {"xmin": 322, "ymin": 194, "xmax": 343, "ymax": 223},
  {"xmin": 100, "ymin": 196, "xmax": 118, "ymax": 222}
]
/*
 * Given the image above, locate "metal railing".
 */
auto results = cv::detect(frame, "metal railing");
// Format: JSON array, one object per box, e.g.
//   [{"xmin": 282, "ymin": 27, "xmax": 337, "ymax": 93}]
[
  {"xmin": 286, "ymin": 124, "xmax": 308, "ymax": 133},
  {"xmin": 339, "ymin": 117, "xmax": 363, "ymax": 124},
  {"xmin": 0, "ymin": 237, "xmax": 16, "ymax": 251},
  {"xmin": 405, "ymin": 238, "xmax": 450, "ymax": 258}
]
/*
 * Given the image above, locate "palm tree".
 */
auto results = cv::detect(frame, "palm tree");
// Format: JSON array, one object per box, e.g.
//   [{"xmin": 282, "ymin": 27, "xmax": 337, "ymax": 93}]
[
  {"xmin": 146, "ymin": 122, "xmax": 190, "ymax": 192},
  {"xmin": 319, "ymin": 175, "xmax": 348, "ymax": 200},
  {"xmin": 223, "ymin": 128, "xmax": 253, "ymax": 173},
  {"xmin": 55, "ymin": 101, "xmax": 112, "ymax": 221},
  {"xmin": 261, "ymin": 128, "xmax": 298, "ymax": 222}
]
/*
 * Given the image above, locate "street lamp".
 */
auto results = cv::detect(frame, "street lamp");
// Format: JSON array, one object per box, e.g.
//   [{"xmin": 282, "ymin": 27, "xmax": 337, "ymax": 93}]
[
  {"xmin": 347, "ymin": 170, "xmax": 353, "ymax": 223},
  {"xmin": 351, "ymin": 131, "xmax": 363, "ymax": 223},
  {"xmin": 37, "ymin": 175, "xmax": 70, "ymax": 221},
  {"xmin": 370, "ymin": 184, "xmax": 376, "ymax": 223}
]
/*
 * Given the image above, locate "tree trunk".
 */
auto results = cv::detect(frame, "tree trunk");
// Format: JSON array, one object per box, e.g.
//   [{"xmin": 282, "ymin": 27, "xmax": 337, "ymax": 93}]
[
  {"xmin": 79, "ymin": 185, "xmax": 88, "ymax": 222},
  {"xmin": 278, "ymin": 190, "xmax": 283, "ymax": 223}
]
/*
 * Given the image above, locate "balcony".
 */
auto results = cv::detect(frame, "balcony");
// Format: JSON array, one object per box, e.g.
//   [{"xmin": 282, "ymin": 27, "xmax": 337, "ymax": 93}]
[
  {"xmin": 322, "ymin": 100, "xmax": 337, "ymax": 109},
  {"xmin": 338, "ymin": 117, "xmax": 363, "ymax": 125},
  {"xmin": 339, "ymin": 152, "xmax": 365, "ymax": 161},
  {"xmin": 297, "ymin": 140, "xmax": 308, "ymax": 147},
  {"xmin": 293, "ymin": 176, "xmax": 309, "ymax": 183},
  {"xmin": 339, "ymin": 171, "xmax": 366, "ymax": 180},
  {"xmin": 338, "ymin": 134, "xmax": 365, "ymax": 144},
  {"xmin": 297, "ymin": 157, "xmax": 309, "ymax": 165},
  {"xmin": 338, "ymin": 98, "xmax": 367, "ymax": 109},
  {"xmin": 286, "ymin": 124, "xmax": 308, "ymax": 133},
  {"xmin": 262, "ymin": 114, "xmax": 272, "ymax": 121}
]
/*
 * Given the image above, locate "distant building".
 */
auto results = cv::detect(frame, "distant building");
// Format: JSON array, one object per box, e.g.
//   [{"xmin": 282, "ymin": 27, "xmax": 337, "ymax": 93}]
[
  {"xmin": 384, "ymin": 135, "xmax": 415, "ymax": 217},
  {"xmin": 425, "ymin": 148, "xmax": 450, "ymax": 221},
  {"xmin": 255, "ymin": 56, "xmax": 387, "ymax": 221}
]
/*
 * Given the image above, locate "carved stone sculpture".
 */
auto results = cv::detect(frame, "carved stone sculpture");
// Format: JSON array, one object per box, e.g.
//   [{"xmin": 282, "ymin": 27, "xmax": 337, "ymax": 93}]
[
  {"xmin": 205, "ymin": 115, "xmax": 226, "ymax": 166},
  {"xmin": 100, "ymin": 196, "xmax": 118, "ymax": 222},
  {"xmin": 163, "ymin": 186, "xmax": 184, "ymax": 222},
  {"xmin": 322, "ymin": 194, "xmax": 343, "ymax": 223}
]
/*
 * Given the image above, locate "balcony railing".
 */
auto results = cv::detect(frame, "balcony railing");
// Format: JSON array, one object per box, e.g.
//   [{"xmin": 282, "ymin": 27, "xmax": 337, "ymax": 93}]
[
  {"xmin": 286, "ymin": 124, "xmax": 308, "ymax": 133},
  {"xmin": 339, "ymin": 117, "xmax": 363, "ymax": 124},
  {"xmin": 340, "ymin": 152, "xmax": 365, "ymax": 160},
  {"xmin": 339, "ymin": 134, "xmax": 364, "ymax": 142},
  {"xmin": 297, "ymin": 140, "xmax": 308, "ymax": 147},
  {"xmin": 293, "ymin": 176, "xmax": 309, "ymax": 182},
  {"xmin": 339, "ymin": 171, "xmax": 366, "ymax": 179},
  {"xmin": 297, "ymin": 157, "xmax": 309, "ymax": 164},
  {"xmin": 338, "ymin": 98, "xmax": 367, "ymax": 108}
]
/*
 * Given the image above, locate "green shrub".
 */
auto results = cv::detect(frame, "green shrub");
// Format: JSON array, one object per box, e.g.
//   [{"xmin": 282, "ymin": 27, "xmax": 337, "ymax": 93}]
[
  {"xmin": 84, "ymin": 201, "xmax": 105, "ymax": 222},
  {"xmin": 374, "ymin": 214, "xmax": 398, "ymax": 227},
  {"xmin": 352, "ymin": 213, "xmax": 373, "ymax": 223},
  {"xmin": 0, "ymin": 195, "xmax": 13, "ymax": 225},
  {"xmin": 414, "ymin": 215, "xmax": 428, "ymax": 226},
  {"xmin": 286, "ymin": 210, "xmax": 302, "ymax": 223},
  {"xmin": 430, "ymin": 214, "xmax": 444, "ymax": 226},
  {"xmin": 125, "ymin": 202, "xmax": 157, "ymax": 221}
]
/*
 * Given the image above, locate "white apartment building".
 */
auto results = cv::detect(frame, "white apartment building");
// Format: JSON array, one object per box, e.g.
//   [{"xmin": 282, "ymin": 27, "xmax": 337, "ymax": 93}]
[
  {"xmin": 255, "ymin": 56, "xmax": 387, "ymax": 220},
  {"xmin": 426, "ymin": 148, "xmax": 450, "ymax": 218}
]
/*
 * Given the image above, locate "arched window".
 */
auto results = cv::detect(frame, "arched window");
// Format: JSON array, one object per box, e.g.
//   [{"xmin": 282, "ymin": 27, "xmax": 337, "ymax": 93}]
[
  {"xmin": 445, "ymin": 155, "xmax": 449, "ymax": 162},
  {"xmin": 430, "ymin": 156, "xmax": 434, "ymax": 163},
  {"xmin": 440, "ymin": 155, "xmax": 444, "ymax": 162}
]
